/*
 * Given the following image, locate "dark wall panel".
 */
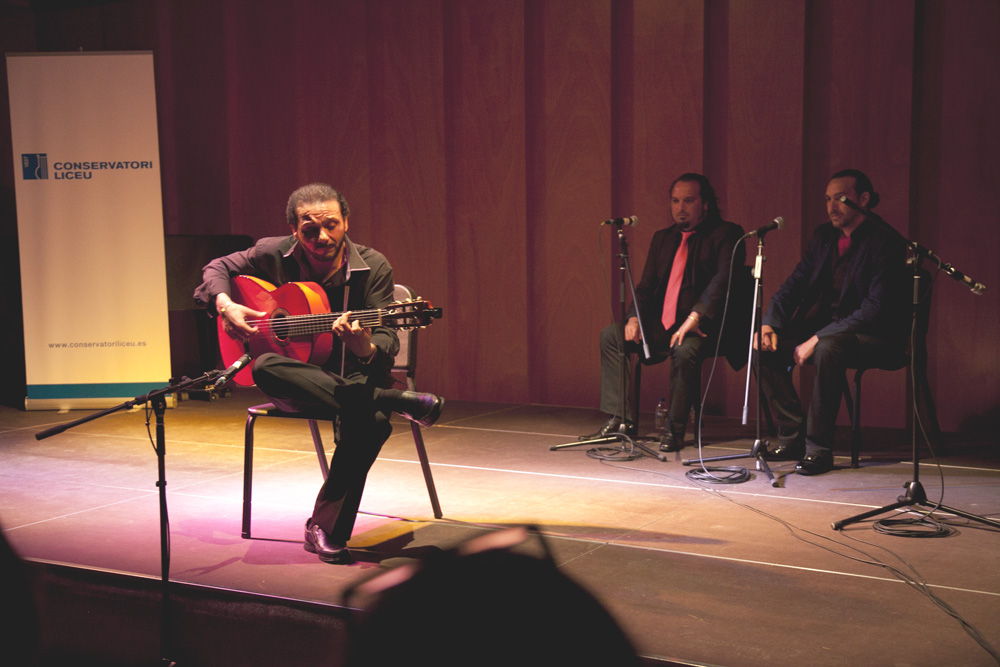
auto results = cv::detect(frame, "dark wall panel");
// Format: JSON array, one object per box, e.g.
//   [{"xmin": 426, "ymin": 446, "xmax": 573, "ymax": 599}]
[
  {"xmin": 443, "ymin": 0, "xmax": 529, "ymax": 401},
  {"xmin": 527, "ymin": 0, "xmax": 612, "ymax": 406},
  {"xmin": 916, "ymin": 0, "xmax": 1000, "ymax": 435},
  {"xmin": 365, "ymin": 0, "xmax": 450, "ymax": 395}
]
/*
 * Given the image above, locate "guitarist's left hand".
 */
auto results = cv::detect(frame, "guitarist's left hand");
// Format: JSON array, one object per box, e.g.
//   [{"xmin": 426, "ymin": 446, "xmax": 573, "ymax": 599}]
[{"xmin": 332, "ymin": 311, "xmax": 376, "ymax": 361}]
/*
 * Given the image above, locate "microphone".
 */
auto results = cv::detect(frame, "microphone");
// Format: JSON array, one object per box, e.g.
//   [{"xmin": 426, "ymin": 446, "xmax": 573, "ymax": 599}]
[
  {"xmin": 837, "ymin": 195, "xmax": 870, "ymax": 213},
  {"xmin": 742, "ymin": 217, "xmax": 784, "ymax": 239},
  {"xmin": 840, "ymin": 196, "xmax": 986, "ymax": 295},
  {"xmin": 602, "ymin": 215, "xmax": 638, "ymax": 227},
  {"xmin": 946, "ymin": 267, "xmax": 986, "ymax": 296},
  {"xmin": 211, "ymin": 353, "xmax": 252, "ymax": 390}
]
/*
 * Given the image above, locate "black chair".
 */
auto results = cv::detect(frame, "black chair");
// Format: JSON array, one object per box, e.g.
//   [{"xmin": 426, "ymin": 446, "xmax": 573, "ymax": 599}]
[
  {"xmin": 241, "ymin": 284, "xmax": 443, "ymax": 539},
  {"xmin": 842, "ymin": 267, "xmax": 942, "ymax": 467}
]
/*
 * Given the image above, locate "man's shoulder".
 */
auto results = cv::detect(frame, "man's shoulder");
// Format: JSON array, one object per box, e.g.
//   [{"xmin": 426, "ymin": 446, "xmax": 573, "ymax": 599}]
[
  {"xmin": 649, "ymin": 217, "xmax": 742, "ymax": 241},
  {"xmin": 809, "ymin": 221, "xmax": 838, "ymax": 241},
  {"xmin": 701, "ymin": 216, "xmax": 743, "ymax": 239},
  {"xmin": 651, "ymin": 224, "xmax": 677, "ymax": 240},
  {"xmin": 350, "ymin": 241, "xmax": 393, "ymax": 274},
  {"xmin": 717, "ymin": 218, "xmax": 744, "ymax": 236},
  {"xmin": 251, "ymin": 235, "xmax": 296, "ymax": 253},
  {"xmin": 353, "ymin": 242, "xmax": 386, "ymax": 260}
]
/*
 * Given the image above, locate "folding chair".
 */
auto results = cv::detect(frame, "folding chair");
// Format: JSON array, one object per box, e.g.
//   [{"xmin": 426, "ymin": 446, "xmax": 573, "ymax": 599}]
[{"xmin": 241, "ymin": 284, "xmax": 443, "ymax": 539}]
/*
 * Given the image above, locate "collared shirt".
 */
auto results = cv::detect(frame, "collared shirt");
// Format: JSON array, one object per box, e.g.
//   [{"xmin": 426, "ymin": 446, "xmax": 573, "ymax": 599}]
[{"xmin": 194, "ymin": 234, "xmax": 399, "ymax": 381}]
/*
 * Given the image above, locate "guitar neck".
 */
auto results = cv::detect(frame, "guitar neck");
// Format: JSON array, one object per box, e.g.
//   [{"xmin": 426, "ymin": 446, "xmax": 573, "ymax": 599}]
[{"xmin": 248, "ymin": 308, "xmax": 389, "ymax": 338}]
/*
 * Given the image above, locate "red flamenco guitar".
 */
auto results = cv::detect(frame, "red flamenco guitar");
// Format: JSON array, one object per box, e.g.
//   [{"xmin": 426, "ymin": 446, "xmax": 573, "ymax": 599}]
[{"xmin": 218, "ymin": 275, "xmax": 442, "ymax": 386}]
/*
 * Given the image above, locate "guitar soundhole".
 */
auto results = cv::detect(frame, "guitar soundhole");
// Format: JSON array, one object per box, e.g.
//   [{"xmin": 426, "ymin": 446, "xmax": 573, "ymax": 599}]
[{"xmin": 270, "ymin": 308, "xmax": 290, "ymax": 346}]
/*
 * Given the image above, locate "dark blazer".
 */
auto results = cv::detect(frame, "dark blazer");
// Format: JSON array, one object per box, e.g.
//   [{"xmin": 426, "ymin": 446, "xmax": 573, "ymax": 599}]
[
  {"xmin": 631, "ymin": 215, "xmax": 747, "ymax": 366},
  {"xmin": 763, "ymin": 219, "xmax": 909, "ymax": 346}
]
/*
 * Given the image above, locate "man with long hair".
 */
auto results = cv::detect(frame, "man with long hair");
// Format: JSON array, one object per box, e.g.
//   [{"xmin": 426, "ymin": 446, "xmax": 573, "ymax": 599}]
[{"xmin": 582, "ymin": 173, "xmax": 746, "ymax": 452}]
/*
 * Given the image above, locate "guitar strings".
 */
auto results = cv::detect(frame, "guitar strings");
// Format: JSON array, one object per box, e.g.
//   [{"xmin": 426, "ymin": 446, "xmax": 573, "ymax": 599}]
[{"xmin": 244, "ymin": 307, "xmax": 424, "ymax": 336}]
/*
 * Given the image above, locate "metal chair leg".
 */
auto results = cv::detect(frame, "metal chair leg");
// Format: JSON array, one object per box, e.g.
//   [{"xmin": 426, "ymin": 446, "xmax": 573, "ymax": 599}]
[
  {"xmin": 307, "ymin": 420, "xmax": 330, "ymax": 479},
  {"xmin": 850, "ymin": 369, "xmax": 866, "ymax": 468},
  {"xmin": 242, "ymin": 412, "xmax": 258, "ymax": 539}
]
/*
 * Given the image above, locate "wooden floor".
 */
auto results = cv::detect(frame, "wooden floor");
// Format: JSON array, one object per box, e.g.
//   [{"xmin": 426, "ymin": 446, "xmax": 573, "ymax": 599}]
[{"xmin": 1, "ymin": 386, "xmax": 999, "ymax": 666}]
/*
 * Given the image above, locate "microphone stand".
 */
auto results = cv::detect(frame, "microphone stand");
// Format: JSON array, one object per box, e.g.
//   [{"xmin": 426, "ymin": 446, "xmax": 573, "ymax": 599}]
[
  {"xmin": 683, "ymin": 236, "xmax": 775, "ymax": 483},
  {"xmin": 35, "ymin": 368, "xmax": 229, "ymax": 666},
  {"xmin": 831, "ymin": 200, "xmax": 998, "ymax": 530},
  {"xmin": 551, "ymin": 223, "xmax": 666, "ymax": 461}
]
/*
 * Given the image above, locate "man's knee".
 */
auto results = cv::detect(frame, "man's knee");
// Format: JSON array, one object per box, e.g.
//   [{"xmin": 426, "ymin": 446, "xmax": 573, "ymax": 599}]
[
  {"xmin": 251, "ymin": 353, "xmax": 282, "ymax": 384},
  {"xmin": 253, "ymin": 352, "xmax": 281, "ymax": 368},
  {"xmin": 599, "ymin": 323, "xmax": 622, "ymax": 353},
  {"xmin": 671, "ymin": 339, "xmax": 704, "ymax": 368},
  {"xmin": 812, "ymin": 335, "xmax": 850, "ymax": 367}
]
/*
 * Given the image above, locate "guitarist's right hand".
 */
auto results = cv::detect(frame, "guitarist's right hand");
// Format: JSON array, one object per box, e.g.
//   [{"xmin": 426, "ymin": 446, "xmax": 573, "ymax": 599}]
[{"xmin": 216, "ymin": 293, "xmax": 267, "ymax": 339}]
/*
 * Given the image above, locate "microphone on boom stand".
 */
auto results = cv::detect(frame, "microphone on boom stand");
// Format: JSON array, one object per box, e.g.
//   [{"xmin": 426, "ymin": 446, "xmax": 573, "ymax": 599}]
[
  {"xmin": 837, "ymin": 196, "xmax": 986, "ymax": 295},
  {"xmin": 209, "ymin": 353, "xmax": 252, "ymax": 392},
  {"xmin": 601, "ymin": 215, "xmax": 638, "ymax": 227}
]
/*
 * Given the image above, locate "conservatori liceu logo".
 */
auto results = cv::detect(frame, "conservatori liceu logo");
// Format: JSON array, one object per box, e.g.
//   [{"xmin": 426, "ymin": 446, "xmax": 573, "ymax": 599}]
[{"xmin": 21, "ymin": 153, "xmax": 154, "ymax": 180}]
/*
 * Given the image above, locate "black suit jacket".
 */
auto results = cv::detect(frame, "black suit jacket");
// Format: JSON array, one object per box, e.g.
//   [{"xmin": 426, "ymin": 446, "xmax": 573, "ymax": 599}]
[
  {"xmin": 631, "ymin": 215, "xmax": 748, "ymax": 367},
  {"xmin": 763, "ymin": 219, "xmax": 909, "ymax": 346}
]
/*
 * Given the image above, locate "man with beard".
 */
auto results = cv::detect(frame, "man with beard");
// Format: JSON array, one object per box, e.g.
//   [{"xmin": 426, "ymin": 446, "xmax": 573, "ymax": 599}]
[
  {"xmin": 581, "ymin": 173, "xmax": 746, "ymax": 453},
  {"xmin": 196, "ymin": 183, "xmax": 444, "ymax": 563},
  {"xmin": 756, "ymin": 169, "xmax": 908, "ymax": 475}
]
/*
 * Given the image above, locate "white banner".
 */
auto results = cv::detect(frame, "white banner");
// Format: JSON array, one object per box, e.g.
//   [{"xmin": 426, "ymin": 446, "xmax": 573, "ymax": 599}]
[{"xmin": 7, "ymin": 52, "xmax": 171, "ymax": 410}]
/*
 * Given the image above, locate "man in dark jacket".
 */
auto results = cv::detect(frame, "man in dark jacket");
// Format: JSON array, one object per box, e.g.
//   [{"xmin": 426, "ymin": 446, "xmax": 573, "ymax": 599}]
[
  {"xmin": 196, "ymin": 183, "xmax": 444, "ymax": 563},
  {"xmin": 583, "ymin": 173, "xmax": 746, "ymax": 452},
  {"xmin": 757, "ymin": 169, "xmax": 908, "ymax": 475}
]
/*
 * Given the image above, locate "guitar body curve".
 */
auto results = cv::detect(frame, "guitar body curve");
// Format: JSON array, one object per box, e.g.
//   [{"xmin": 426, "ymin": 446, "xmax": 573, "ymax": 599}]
[{"xmin": 218, "ymin": 275, "xmax": 334, "ymax": 386}]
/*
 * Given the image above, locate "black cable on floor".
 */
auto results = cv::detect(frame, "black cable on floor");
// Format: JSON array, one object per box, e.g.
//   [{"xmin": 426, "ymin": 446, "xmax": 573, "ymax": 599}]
[
  {"xmin": 873, "ymin": 514, "xmax": 957, "ymax": 538},
  {"xmin": 586, "ymin": 446, "xmax": 644, "ymax": 462},
  {"xmin": 684, "ymin": 466, "xmax": 750, "ymax": 484}
]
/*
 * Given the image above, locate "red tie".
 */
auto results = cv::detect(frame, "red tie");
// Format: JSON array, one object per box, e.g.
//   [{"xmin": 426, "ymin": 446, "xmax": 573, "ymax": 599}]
[{"xmin": 662, "ymin": 230, "xmax": 694, "ymax": 330}]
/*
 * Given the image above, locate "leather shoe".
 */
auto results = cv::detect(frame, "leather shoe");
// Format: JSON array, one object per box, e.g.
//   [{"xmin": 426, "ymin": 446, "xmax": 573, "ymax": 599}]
[
  {"xmin": 304, "ymin": 522, "xmax": 355, "ymax": 564},
  {"xmin": 768, "ymin": 442, "xmax": 805, "ymax": 461},
  {"xmin": 579, "ymin": 417, "xmax": 634, "ymax": 441},
  {"xmin": 795, "ymin": 452, "xmax": 835, "ymax": 476},
  {"xmin": 396, "ymin": 391, "xmax": 445, "ymax": 427},
  {"xmin": 659, "ymin": 431, "xmax": 685, "ymax": 453}
]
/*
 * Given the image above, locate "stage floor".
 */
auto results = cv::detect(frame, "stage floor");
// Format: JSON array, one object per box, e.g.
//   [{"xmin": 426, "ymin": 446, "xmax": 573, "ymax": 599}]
[{"xmin": 2, "ymin": 387, "xmax": 999, "ymax": 666}]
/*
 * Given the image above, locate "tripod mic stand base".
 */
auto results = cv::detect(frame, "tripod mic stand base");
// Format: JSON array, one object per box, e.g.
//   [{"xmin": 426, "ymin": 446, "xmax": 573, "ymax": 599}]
[
  {"xmin": 551, "ymin": 433, "xmax": 668, "ymax": 462},
  {"xmin": 832, "ymin": 480, "xmax": 1000, "ymax": 531},
  {"xmin": 683, "ymin": 438, "xmax": 775, "ymax": 484}
]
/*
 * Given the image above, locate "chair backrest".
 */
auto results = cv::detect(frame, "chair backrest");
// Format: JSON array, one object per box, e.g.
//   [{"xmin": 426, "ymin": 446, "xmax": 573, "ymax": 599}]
[{"xmin": 392, "ymin": 284, "xmax": 419, "ymax": 386}]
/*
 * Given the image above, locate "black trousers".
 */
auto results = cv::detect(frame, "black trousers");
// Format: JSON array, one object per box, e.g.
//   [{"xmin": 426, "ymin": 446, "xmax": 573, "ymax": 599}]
[
  {"xmin": 756, "ymin": 332, "xmax": 897, "ymax": 456},
  {"xmin": 252, "ymin": 353, "xmax": 392, "ymax": 545},
  {"xmin": 598, "ymin": 323, "xmax": 710, "ymax": 436}
]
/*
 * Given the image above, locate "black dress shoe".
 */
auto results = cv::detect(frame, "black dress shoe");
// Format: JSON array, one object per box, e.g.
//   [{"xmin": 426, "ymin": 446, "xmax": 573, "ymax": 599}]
[
  {"xmin": 578, "ymin": 417, "xmax": 634, "ymax": 441},
  {"xmin": 396, "ymin": 391, "xmax": 445, "ymax": 427},
  {"xmin": 768, "ymin": 442, "xmax": 805, "ymax": 461},
  {"xmin": 659, "ymin": 431, "xmax": 685, "ymax": 453},
  {"xmin": 795, "ymin": 452, "xmax": 835, "ymax": 476},
  {"xmin": 304, "ymin": 522, "xmax": 355, "ymax": 564}
]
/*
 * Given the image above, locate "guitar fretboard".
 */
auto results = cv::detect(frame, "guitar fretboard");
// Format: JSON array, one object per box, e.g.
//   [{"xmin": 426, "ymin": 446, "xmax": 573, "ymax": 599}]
[{"xmin": 246, "ymin": 310, "xmax": 387, "ymax": 338}]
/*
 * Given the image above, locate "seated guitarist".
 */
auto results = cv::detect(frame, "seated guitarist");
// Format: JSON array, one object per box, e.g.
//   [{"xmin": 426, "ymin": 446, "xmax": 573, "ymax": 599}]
[{"xmin": 195, "ymin": 183, "xmax": 444, "ymax": 565}]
